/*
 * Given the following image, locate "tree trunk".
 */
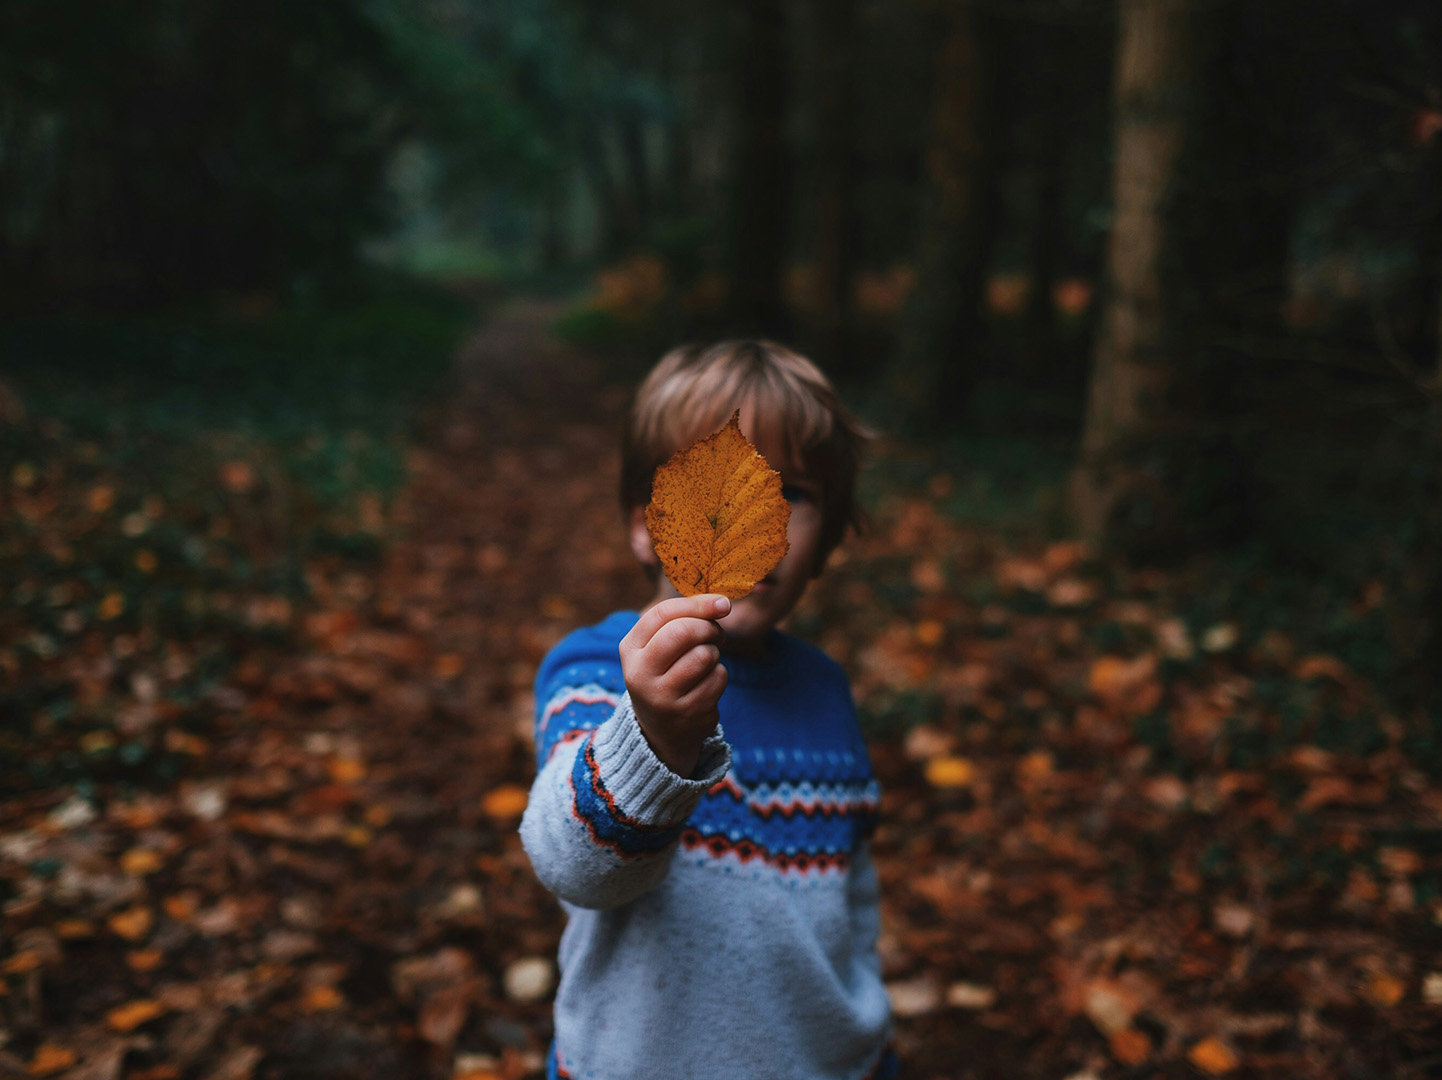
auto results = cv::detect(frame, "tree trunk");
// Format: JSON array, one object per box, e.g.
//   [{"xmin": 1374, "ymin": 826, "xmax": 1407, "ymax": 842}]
[
  {"xmin": 619, "ymin": 114, "xmax": 653, "ymax": 238},
  {"xmin": 727, "ymin": 0, "xmax": 792, "ymax": 336},
  {"xmin": 1071, "ymin": 0, "xmax": 1205, "ymax": 547},
  {"xmin": 890, "ymin": 0, "xmax": 994, "ymax": 427},
  {"xmin": 810, "ymin": 0, "xmax": 860, "ymax": 378},
  {"xmin": 579, "ymin": 125, "xmax": 632, "ymax": 258}
]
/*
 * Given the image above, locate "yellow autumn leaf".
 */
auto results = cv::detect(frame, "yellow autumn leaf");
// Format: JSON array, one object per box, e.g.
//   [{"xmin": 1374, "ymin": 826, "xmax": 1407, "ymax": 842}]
[
  {"xmin": 121, "ymin": 847, "xmax": 164, "ymax": 875},
  {"xmin": 107, "ymin": 905, "xmax": 154, "ymax": 941},
  {"xmin": 301, "ymin": 984, "xmax": 343, "ymax": 1012},
  {"xmin": 127, "ymin": 948, "xmax": 165, "ymax": 972},
  {"xmin": 2, "ymin": 952, "xmax": 43, "ymax": 975},
  {"xmin": 1187, "ymin": 1036, "xmax": 1239, "ymax": 1074},
  {"xmin": 1109, "ymin": 1027, "xmax": 1151, "ymax": 1065},
  {"xmin": 27, "ymin": 1044, "xmax": 77, "ymax": 1076},
  {"xmin": 329, "ymin": 756, "xmax": 366, "ymax": 784},
  {"xmin": 924, "ymin": 755, "xmax": 975, "ymax": 788},
  {"xmin": 163, "ymin": 894, "xmax": 197, "ymax": 922},
  {"xmin": 343, "ymin": 825, "xmax": 373, "ymax": 847},
  {"xmin": 482, "ymin": 784, "xmax": 530, "ymax": 820},
  {"xmin": 106, "ymin": 998, "xmax": 166, "ymax": 1032},
  {"xmin": 645, "ymin": 411, "xmax": 790, "ymax": 600},
  {"xmin": 1367, "ymin": 971, "xmax": 1405, "ymax": 1007}
]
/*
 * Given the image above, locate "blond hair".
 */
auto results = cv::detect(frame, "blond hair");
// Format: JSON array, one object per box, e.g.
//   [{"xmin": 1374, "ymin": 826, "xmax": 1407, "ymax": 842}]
[{"xmin": 621, "ymin": 341, "xmax": 872, "ymax": 572}]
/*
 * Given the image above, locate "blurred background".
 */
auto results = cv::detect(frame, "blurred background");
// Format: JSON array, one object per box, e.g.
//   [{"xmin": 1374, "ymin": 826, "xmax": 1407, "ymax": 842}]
[{"xmin": 1, "ymin": 1, "xmax": 1440, "ymax": 1077}]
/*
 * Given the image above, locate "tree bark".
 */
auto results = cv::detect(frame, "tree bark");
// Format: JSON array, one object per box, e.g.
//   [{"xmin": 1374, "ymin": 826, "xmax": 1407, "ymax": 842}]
[
  {"xmin": 810, "ymin": 0, "xmax": 860, "ymax": 377},
  {"xmin": 1071, "ymin": 0, "xmax": 1205, "ymax": 546},
  {"xmin": 727, "ymin": 0, "xmax": 793, "ymax": 336},
  {"xmin": 890, "ymin": 0, "xmax": 994, "ymax": 427}
]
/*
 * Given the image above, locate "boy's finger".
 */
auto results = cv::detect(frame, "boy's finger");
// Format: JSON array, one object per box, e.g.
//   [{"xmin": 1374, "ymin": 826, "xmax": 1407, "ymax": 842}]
[
  {"xmin": 673, "ymin": 661, "xmax": 728, "ymax": 715},
  {"xmin": 662, "ymin": 641, "xmax": 722, "ymax": 695},
  {"xmin": 640, "ymin": 617, "xmax": 724, "ymax": 679},
  {"xmin": 622, "ymin": 594, "xmax": 730, "ymax": 653}
]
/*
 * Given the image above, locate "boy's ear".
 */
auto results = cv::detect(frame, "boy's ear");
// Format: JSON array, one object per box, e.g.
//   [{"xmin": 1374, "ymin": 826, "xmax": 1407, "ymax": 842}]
[{"xmin": 627, "ymin": 505, "xmax": 660, "ymax": 570}]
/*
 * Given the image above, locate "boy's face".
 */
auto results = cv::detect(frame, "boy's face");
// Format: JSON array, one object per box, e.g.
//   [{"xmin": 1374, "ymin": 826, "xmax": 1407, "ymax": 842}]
[{"xmin": 628, "ymin": 419, "xmax": 826, "ymax": 652}]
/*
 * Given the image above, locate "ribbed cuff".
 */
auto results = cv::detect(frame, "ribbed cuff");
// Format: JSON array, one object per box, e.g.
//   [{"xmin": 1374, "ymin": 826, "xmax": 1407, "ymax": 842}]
[{"xmin": 590, "ymin": 693, "xmax": 731, "ymax": 828}]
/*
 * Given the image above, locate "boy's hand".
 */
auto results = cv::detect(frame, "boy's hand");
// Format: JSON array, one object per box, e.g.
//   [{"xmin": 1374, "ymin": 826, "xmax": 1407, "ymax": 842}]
[{"xmin": 619, "ymin": 595, "xmax": 731, "ymax": 777}]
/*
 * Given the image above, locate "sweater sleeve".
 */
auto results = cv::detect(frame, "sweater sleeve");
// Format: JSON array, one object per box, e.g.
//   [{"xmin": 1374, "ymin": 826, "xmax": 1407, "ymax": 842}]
[{"xmin": 521, "ymin": 641, "xmax": 730, "ymax": 909}]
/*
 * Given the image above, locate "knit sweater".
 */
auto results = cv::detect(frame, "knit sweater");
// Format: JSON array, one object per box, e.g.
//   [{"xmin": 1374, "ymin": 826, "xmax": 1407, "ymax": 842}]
[{"xmin": 520, "ymin": 611, "xmax": 895, "ymax": 1080}]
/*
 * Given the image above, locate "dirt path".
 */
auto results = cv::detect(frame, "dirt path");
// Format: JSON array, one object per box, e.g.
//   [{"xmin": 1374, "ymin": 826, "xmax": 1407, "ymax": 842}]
[{"xmin": 210, "ymin": 299, "xmax": 649, "ymax": 1076}]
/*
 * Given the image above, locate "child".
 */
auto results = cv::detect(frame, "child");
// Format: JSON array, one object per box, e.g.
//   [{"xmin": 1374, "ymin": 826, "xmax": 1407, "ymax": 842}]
[{"xmin": 520, "ymin": 341, "xmax": 896, "ymax": 1080}]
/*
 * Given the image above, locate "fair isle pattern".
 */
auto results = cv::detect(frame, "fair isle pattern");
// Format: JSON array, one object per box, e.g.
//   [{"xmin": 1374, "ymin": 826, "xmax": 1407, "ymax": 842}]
[
  {"xmin": 537, "ymin": 678, "xmax": 622, "ymax": 764},
  {"xmin": 677, "ymin": 741, "xmax": 881, "ymax": 876},
  {"xmin": 710, "ymin": 773, "xmax": 882, "ymax": 820},
  {"xmin": 569, "ymin": 732, "xmax": 682, "ymax": 860}
]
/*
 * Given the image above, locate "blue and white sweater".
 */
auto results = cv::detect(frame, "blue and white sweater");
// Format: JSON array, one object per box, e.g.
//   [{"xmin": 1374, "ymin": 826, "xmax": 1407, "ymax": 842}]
[{"xmin": 520, "ymin": 611, "xmax": 896, "ymax": 1080}]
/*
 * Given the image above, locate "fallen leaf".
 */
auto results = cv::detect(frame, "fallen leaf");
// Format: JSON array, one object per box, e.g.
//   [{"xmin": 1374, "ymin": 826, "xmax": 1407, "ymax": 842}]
[
  {"xmin": 886, "ymin": 976, "xmax": 942, "ymax": 1018},
  {"xmin": 300, "ymin": 984, "xmax": 344, "ymax": 1012},
  {"xmin": 199, "ymin": 1045, "xmax": 264, "ymax": 1080},
  {"xmin": 482, "ymin": 784, "xmax": 529, "ymax": 820},
  {"xmin": 328, "ymin": 756, "xmax": 366, "ymax": 784},
  {"xmin": 1423, "ymin": 972, "xmax": 1442, "ymax": 1005},
  {"xmin": 1144, "ymin": 774, "xmax": 1189, "ymax": 811},
  {"xmin": 27, "ymin": 1045, "xmax": 77, "ymax": 1076},
  {"xmin": 1378, "ymin": 847, "xmax": 1421, "ymax": 876},
  {"xmin": 420, "ymin": 978, "xmax": 478, "ymax": 1048},
  {"xmin": 924, "ymin": 756, "xmax": 975, "ymax": 789},
  {"xmin": 1187, "ymin": 1037, "xmax": 1239, "ymax": 1074},
  {"xmin": 1088, "ymin": 653, "xmax": 1160, "ymax": 714},
  {"xmin": 1047, "ymin": 578, "xmax": 1097, "ymax": 608},
  {"xmin": 945, "ymin": 982, "xmax": 997, "ymax": 1010},
  {"xmin": 219, "ymin": 461, "xmax": 256, "ymax": 494},
  {"xmin": 1018, "ymin": 750, "xmax": 1055, "ymax": 784},
  {"xmin": 1109, "ymin": 1027, "xmax": 1150, "ymax": 1065},
  {"xmin": 1083, "ymin": 978, "xmax": 1139, "ymax": 1035},
  {"xmin": 913, "ymin": 618, "xmax": 946, "ymax": 646},
  {"xmin": 108, "ymin": 905, "xmax": 154, "ymax": 941},
  {"xmin": 1366, "ymin": 971, "xmax": 1405, "ymax": 1007},
  {"xmin": 1201, "ymin": 622, "xmax": 1239, "ymax": 653},
  {"xmin": 127, "ymin": 948, "xmax": 165, "ymax": 972},
  {"xmin": 503, "ymin": 957, "xmax": 555, "ymax": 1003},
  {"xmin": 644, "ymin": 411, "xmax": 790, "ymax": 599},
  {"xmin": 163, "ymin": 894, "xmax": 198, "ymax": 922},
  {"xmin": 2, "ymin": 951, "xmax": 44, "ymax": 975},
  {"xmin": 121, "ymin": 847, "xmax": 164, "ymax": 875},
  {"xmin": 1213, "ymin": 902, "xmax": 1255, "ymax": 939},
  {"xmin": 903, "ymin": 725, "xmax": 956, "ymax": 762},
  {"xmin": 106, "ymin": 998, "xmax": 167, "ymax": 1032}
]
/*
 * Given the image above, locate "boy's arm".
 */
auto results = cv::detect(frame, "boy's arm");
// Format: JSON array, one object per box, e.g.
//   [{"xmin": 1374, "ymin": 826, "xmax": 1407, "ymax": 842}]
[
  {"xmin": 520, "ymin": 693, "xmax": 729, "ymax": 909},
  {"xmin": 520, "ymin": 597, "xmax": 733, "ymax": 910}
]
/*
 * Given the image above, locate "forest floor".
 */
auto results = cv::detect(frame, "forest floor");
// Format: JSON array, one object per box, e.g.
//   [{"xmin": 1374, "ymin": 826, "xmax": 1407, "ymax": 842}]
[{"xmin": 1, "ymin": 298, "xmax": 1440, "ymax": 1080}]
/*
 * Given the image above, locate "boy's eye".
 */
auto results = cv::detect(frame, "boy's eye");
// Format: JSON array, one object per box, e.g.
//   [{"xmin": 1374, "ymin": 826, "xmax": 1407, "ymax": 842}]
[{"xmin": 781, "ymin": 483, "xmax": 814, "ymax": 505}]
